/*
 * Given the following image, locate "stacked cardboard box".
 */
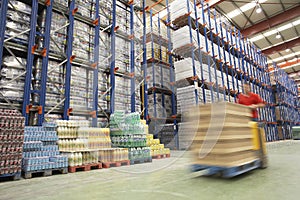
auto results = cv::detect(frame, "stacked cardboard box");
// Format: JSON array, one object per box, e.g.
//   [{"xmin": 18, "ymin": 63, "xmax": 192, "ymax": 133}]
[{"xmin": 185, "ymin": 102, "xmax": 259, "ymax": 167}]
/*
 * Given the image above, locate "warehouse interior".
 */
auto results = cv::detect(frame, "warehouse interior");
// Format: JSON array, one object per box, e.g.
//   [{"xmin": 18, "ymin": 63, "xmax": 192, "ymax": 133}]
[{"xmin": 0, "ymin": 0, "xmax": 300, "ymax": 199}]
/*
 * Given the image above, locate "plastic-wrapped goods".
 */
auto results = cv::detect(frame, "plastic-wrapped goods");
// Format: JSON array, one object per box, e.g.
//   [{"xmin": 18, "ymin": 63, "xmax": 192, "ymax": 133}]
[
  {"xmin": 5, "ymin": 1, "xmax": 31, "ymax": 44},
  {"xmin": 128, "ymin": 147, "xmax": 151, "ymax": 160},
  {"xmin": 98, "ymin": 148, "xmax": 129, "ymax": 162},
  {"xmin": 0, "ymin": 109, "xmax": 25, "ymax": 175},
  {"xmin": 22, "ymin": 124, "xmax": 68, "ymax": 172},
  {"xmin": 146, "ymin": 134, "xmax": 170, "ymax": 156},
  {"xmin": 1, "ymin": 56, "xmax": 26, "ymax": 102}
]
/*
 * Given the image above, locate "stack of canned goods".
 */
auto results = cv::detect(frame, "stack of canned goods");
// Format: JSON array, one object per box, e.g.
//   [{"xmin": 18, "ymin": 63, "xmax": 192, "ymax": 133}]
[{"xmin": 0, "ymin": 109, "xmax": 25, "ymax": 175}]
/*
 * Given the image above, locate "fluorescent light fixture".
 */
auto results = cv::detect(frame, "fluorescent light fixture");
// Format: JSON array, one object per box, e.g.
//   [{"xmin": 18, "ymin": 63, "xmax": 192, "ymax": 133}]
[
  {"xmin": 272, "ymin": 51, "xmax": 300, "ymax": 62},
  {"xmin": 227, "ymin": 0, "xmax": 268, "ymax": 18},
  {"xmin": 256, "ymin": 5, "xmax": 262, "ymax": 13},
  {"xmin": 278, "ymin": 23, "xmax": 293, "ymax": 32},
  {"xmin": 249, "ymin": 34, "xmax": 264, "ymax": 42},
  {"xmin": 249, "ymin": 18, "xmax": 300, "ymax": 42},
  {"xmin": 276, "ymin": 33, "xmax": 281, "ymax": 39}
]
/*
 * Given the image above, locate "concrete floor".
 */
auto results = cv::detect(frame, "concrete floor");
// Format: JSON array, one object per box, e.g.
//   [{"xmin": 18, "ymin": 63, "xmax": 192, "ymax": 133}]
[{"xmin": 1, "ymin": 141, "xmax": 300, "ymax": 200}]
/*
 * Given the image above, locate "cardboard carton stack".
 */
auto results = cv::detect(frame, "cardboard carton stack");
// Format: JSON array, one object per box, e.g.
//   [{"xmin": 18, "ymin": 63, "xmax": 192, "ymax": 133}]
[{"xmin": 185, "ymin": 102, "xmax": 259, "ymax": 167}]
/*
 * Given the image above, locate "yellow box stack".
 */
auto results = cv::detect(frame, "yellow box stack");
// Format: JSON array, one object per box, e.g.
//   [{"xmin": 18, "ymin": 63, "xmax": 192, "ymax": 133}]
[{"xmin": 186, "ymin": 102, "xmax": 259, "ymax": 167}]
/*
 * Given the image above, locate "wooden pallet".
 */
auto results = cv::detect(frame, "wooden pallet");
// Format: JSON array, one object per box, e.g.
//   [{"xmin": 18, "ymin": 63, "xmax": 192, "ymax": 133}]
[
  {"xmin": 102, "ymin": 160, "xmax": 130, "ymax": 168},
  {"xmin": 68, "ymin": 163, "xmax": 102, "ymax": 173},
  {"xmin": 23, "ymin": 167, "xmax": 68, "ymax": 179},
  {"xmin": 0, "ymin": 172, "xmax": 21, "ymax": 181},
  {"xmin": 130, "ymin": 157, "xmax": 152, "ymax": 165},
  {"xmin": 152, "ymin": 154, "xmax": 171, "ymax": 159}
]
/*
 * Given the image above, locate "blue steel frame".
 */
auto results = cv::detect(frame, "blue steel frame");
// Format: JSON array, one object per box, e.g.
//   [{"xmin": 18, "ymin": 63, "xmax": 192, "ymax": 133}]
[
  {"xmin": 109, "ymin": 0, "xmax": 116, "ymax": 115},
  {"xmin": 166, "ymin": 0, "xmax": 178, "ymax": 149},
  {"xmin": 157, "ymin": 13, "xmax": 166, "ymax": 117},
  {"xmin": 193, "ymin": 0, "xmax": 206, "ymax": 104},
  {"xmin": 207, "ymin": 5, "xmax": 220, "ymax": 101},
  {"xmin": 142, "ymin": 0, "xmax": 148, "ymax": 121},
  {"xmin": 23, "ymin": 0, "xmax": 39, "ymax": 125},
  {"xmin": 149, "ymin": 9, "xmax": 157, "ymax": 118},
  {"xmin": 38, "ymin": 0, "xmax": 54, "ymax": 125},
  {"xmin": 186, "ymin": 0, "xmax": 199, "ymax": 105},
  {"xmin": 92, "ymin": 0, "xmax": 100, "ymax": 127},
  {"xmin": 212, "ymin": 9, "xmax": 226, "ymax": 101},
  {"xmin": 130, "ymin": 2, "xmax": 136, "ymax": 113},
  {"xmin": 63, "ymin": 0, "xmax": 75, "ymax": 120}
]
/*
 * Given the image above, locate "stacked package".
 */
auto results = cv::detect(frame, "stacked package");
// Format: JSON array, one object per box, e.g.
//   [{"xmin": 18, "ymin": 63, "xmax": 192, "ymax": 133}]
[
  {"xmin": 146, "ymin": 134, "xmax": 171, "ymax": 156},
  {"xmin": 1, "ymin": 56, "xmax": 26, "ymax": 102},
  {"xmin": 56, "ymin": 120, "xmax": 106, "ymax": 167},
  {"xmin": 99, "ymin": 1, "xmax": 112, "ymax": 26},
  {"xmin": 5, "ymin": 1, "xmax": 31, "ymax": 44},
  {"xmin": 185, "ymin": 102, "xmax": 259, "ymax": 167},
  {"xmin": 148, "ymin": 94, "xmax": 173, "ymax": 118},
  {"xmin": 22, "ymin": 123, "xmax": 68, "ymax": 172},
  {"xmin": 45, "ymin": 60, "xmax": 64, "ymax": 107},
  {"xmin": 111, "ymin": 1, "xmax": 142, "ymax": 113},
  {"xmin": 98, "ymin": 148, "xmax": 129, "ymax": 163},
  {"xmin": 41, "ymin": 11, "xmax": 67, "ymax": 54},
  {"xmin": 110, "ymin": 112, "xmax": 151, "ymax": 162},
  {"xmin": 70, "ymin": 66, "xmax": 93, "ymax": 110},
  {"xmin": 0, "ymin": 109, "xmax": 24, "ymax": 175}
]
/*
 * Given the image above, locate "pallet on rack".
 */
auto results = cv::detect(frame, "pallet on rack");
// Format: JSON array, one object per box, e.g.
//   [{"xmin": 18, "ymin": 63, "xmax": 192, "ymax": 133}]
[
  {"xmin": 23, "ymin": 167, "xmax": 68, "ymax": 179},
  {"xmin": 0, "ymin": 172, "xmax": 21, "ymax": 181},
  {"xmin": 102, "ymin": 160, "xmax": 130, "ymax": 168},
  {"xmin": 190, "ymin": 159, "xmax": 261, "ymax": 178},
  {"xmin": 68, "ymin": 163, "xmax": 102, "ymax": 173},
  {"xmin": 152, "ymin": 154, "xmax": 171, "ymax": 159},
  {"xmin": 130, "ymin": 157, "xmax": 152, "ymax": 165}
]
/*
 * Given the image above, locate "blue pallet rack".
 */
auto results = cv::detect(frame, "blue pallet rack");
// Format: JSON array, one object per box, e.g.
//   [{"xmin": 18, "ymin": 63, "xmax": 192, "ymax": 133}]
[
  {"xmin": 141, "ymin": 0, "xmax": 178, "ymax": 149},
  {"xmin": 0, "ymin": 0, "xmax": 119, "ymax": 126},
  {"xmin": 168, "ymin": 0, "xmax": 280, "ymax": 144},
  {"xmin": 272, "ymin": 64, "xmax": 300, "ymax": 139}
]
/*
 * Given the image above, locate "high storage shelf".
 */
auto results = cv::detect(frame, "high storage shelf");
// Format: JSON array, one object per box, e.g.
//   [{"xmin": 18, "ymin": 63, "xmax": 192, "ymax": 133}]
[
  {"xmin": 0, "ymin": 0, "xmax": 143, "ymax": 127},
  {"xmin": 167, "ymin": 0, "xmax": 279, "ymax": 143},
  {"xmin": 271, "ymin": 65, "xmax": 300, "ymax": 140}
]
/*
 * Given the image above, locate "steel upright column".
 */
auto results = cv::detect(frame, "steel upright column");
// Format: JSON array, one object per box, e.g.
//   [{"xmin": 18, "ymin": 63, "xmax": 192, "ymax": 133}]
[
  {"xmin": 22, "ymin": 0, "xmax": 38, "ymax": 125},
  {"xmin": 92, "ymin": 0, "xmax": 100, "ymax": 127},
  {"xmin": 37, "ymin": 0, "xmax": 53, "ymax": 125},
  {"xmin": 130, "ymin": 2, "xmax": 135, "ymax": 113},
  {"xmin": 193, "ymin": 0, "xmax": 206, "ymax": 103},
  {"xmin": 0, "ymin": 0, "xmax": 8, "ymax": 66},
  {"xmin": 142, "ymin": 0, "xmax": 148, "ymax": 122},
  {"xmin": 187, "ymin": 0, "xmax": 198, "ymax": 105},
  {"xmin": 166, "ymin": 0, "xmax": 178, "ymax": 149},
  {"xmin": 63, "ymin": 0, "xmax": 76, "ymax": 120},
  {"xmin": 110, "ymin": 0, "xmax": 117, "ymax": 114}
]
